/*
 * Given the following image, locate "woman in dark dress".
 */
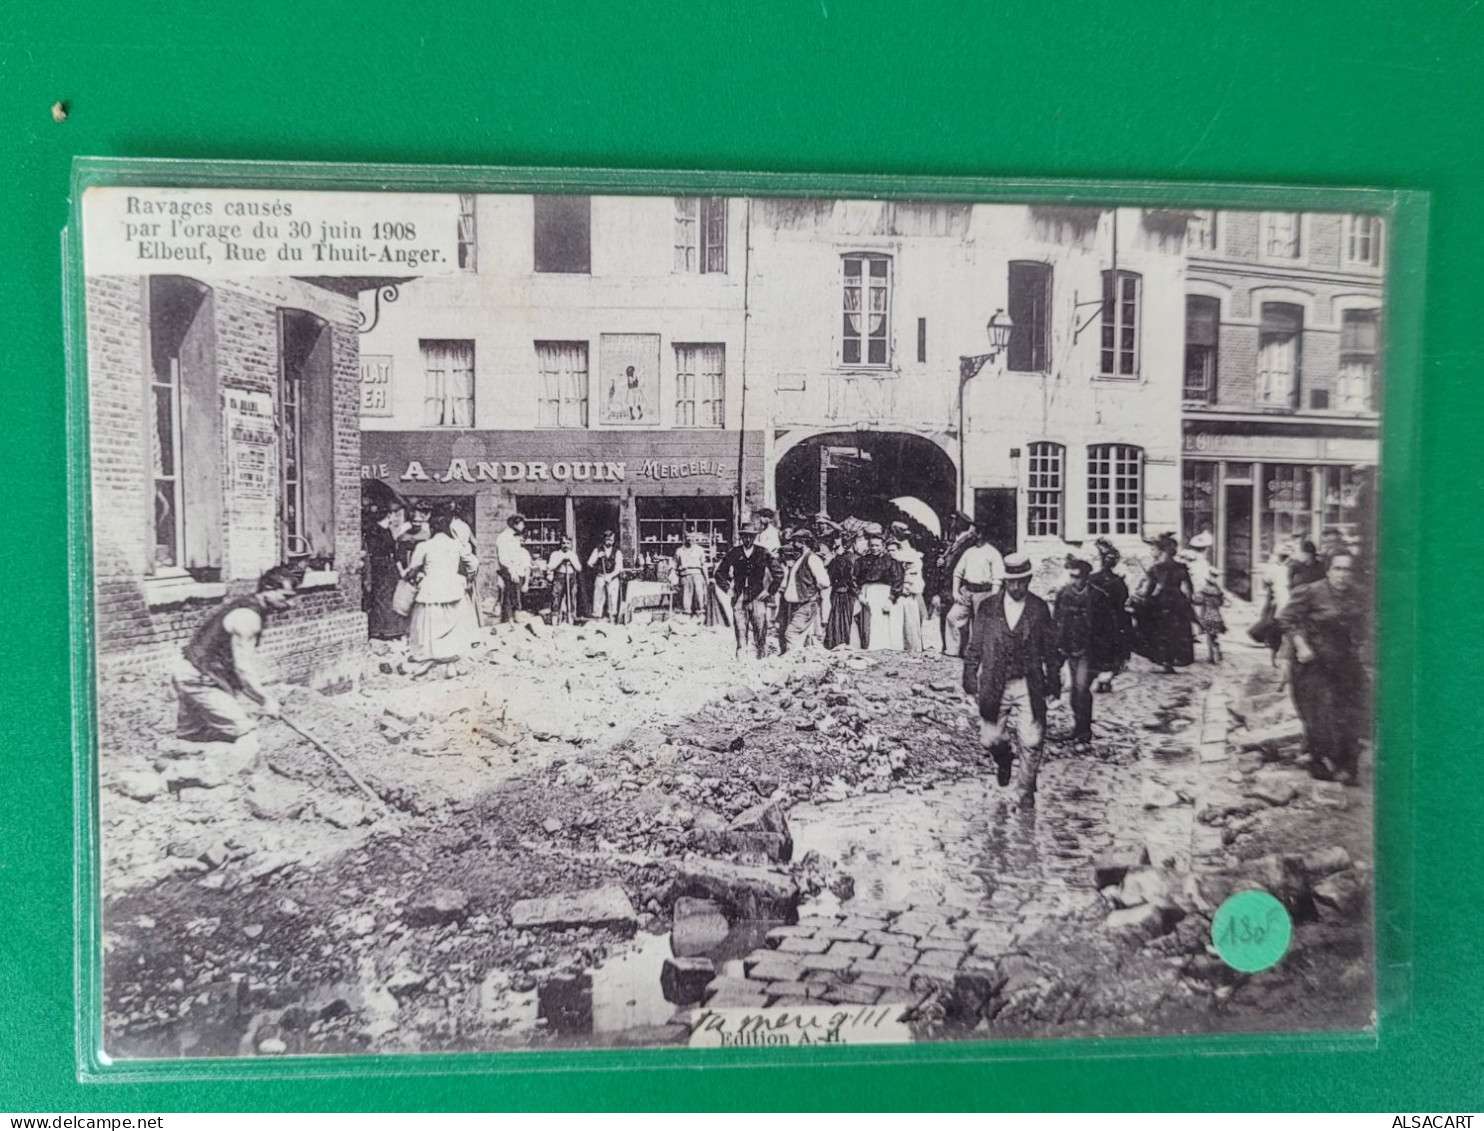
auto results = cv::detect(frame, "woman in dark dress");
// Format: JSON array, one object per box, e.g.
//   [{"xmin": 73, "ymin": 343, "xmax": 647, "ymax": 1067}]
[
  {"xmin": 1088, "ymin": 537, "xmax": 1134, "ymax": 691},
  {"xmin": 365, "ymin": 505, "xmax": 411, "ymax": 640},
  {"xmin": 1133, "ymin": 535, "xmax": 1195, "ymax": 673},
  {"xmin": 824, "ymin": 533, "xmax": 860, "ymax": 649}
]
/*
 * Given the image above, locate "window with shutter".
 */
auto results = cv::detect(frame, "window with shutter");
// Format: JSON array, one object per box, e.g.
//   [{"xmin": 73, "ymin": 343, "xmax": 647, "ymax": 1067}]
[
  {"xmin": 147, "ymin": 276, "xmax": 222, "ymax": 576},
  {"xmin": 1257, "ymin": 303, "xmax": 1304, "ymax": 408},
  {"xmin": 421, "ymin": 339, "xmax": 475, "ymax": 427},
  {"xmin": 1338, "ymin": 309, "xmax": 1379, "ymax": 411},
  {"xmin": 1184, "ymin": 295, "xmax": 1220, "ymax": 403},
  {"xmin": 1007, "ymin": 262, "xmax": 1052, "ymax": 373},
  {"xmin": 280, "ymin": 308, "xmax": 335, "ymax": 561},
  {"xmin": 675, "ymin": 343, "xmax": 725, "ymax": 427}
]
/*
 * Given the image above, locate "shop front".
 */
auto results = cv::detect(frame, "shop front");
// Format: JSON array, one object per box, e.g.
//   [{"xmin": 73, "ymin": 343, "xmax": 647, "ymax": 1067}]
[
  {"xmin": 361, "ymin": 430, "xmax": 765, "ymax": 615},
  {"xmin": 1180, "ymin": 421, "xmax": 1377, "ymax": 600}
]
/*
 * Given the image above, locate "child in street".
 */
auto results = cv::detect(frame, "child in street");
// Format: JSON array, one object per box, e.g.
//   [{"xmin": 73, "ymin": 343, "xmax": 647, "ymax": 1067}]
[{"xmin": 1195, "ymin": 574, "xmax": 1227, "ymax": 663}]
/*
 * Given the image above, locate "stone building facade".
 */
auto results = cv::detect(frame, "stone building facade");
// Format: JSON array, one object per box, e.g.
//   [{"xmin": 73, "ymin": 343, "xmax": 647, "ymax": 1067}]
[
  {"xmin": 362, "ymin": 195, "xmax": 1189, "ymax": 571},
  {"xmin": 750, "ymin": 201, "xmax": 1188, "ymax": 556},
  {"xmin": 358, "ymin": 193, "xmax": 764, "ymax": 605}
]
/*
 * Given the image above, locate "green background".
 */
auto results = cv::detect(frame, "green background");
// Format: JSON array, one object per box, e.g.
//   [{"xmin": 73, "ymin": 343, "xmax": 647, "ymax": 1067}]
[{"xmin": 4, "ymin": 0, "xmax": 1480, "ymax": 1111}]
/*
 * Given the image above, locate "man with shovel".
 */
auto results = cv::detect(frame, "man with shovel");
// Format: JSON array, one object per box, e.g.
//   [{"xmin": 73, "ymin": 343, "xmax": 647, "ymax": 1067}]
[{"xmin": 168, "ymin": 565, "xmax": 300, "ymax": 773}]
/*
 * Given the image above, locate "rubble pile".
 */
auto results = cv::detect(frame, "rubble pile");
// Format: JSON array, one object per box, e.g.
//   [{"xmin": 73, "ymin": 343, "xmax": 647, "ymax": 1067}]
[{"xmin": 99, "ymin": 613, "xmax": 1376, "ymax": 1055}]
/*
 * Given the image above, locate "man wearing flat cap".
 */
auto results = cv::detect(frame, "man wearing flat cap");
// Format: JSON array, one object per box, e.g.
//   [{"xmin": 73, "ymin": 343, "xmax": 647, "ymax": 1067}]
[
  {"xmin": 963, "ymin": 552, "xmax": 1062, "ymax": 806},
  {"xmin": 1053, "ymin": 556, "xmax": 1121, "ymax": 751},
  {"xmin": 778, "ymin": 527, "xmax": 832, "ymax": 653},
  {"xmin": 712, "ymin": 520, "xmax": 784, "ymax": 659}
]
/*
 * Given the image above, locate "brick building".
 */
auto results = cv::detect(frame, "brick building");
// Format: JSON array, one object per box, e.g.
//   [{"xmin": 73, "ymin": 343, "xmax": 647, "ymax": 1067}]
[
  {"xmin": 87, "ymin": 273, "xmax": 380, "ymax": 687},
  {"xmin": 1180, "ymin": 210, "xmax": 1383, "ymax": 598}
]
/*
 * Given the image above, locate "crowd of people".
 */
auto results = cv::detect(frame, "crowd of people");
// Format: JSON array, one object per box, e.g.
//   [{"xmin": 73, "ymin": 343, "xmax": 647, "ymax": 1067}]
[{"xmin": 331, "ymin": 497, "xmax": 1375, "ymax": 803}]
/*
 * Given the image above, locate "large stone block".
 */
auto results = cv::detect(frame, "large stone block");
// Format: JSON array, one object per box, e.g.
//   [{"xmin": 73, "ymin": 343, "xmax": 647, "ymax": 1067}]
[
  {"xmin": 799, "ymin": 952, "xmax": 854, "ymax": 975},
  {"xmin": 703, "ymin": 975, "xmax": 770, "ymax": 1008},
  {"xmin": 744, "ymin": 954, "xmax": 807, "ymax": 983},
  {"xmin": 1312, "ymin": 871, "xmax": 1368, "ymax": 923},
  {"xmin": 1105, "ymin": 903, "xmax": 1180, "ymax": 945},
  {"xmin": 1238, "ymin": 720, "xmax": 1305, "ymax": 751},
  {"xmin": 510, "ymin": 885, "xmax": 636, "ymax": 935},
  {"xmin": 672, "ymin": 855, "xmax": 800, "ymax": 921},
  {"xmin": 671, "ymin": 896, "xmax": 730, "ymax": 957},
  {"xmin": 404, "ymin": 888, "xmax": 470, "ymax": 928},
  {"xmin": 1093, "ymin": 847, "xmax": 1152, "ymax": 890},
  {"xmin": 661, "ymin": 956, "xmax": 716, "ymax": 1006},
  {"xmin": 777, "ymin": 934, "xmax": 831, "ymax": 955},
  {"xmin": 1301, "ymin": 846, "xmax": 1354, "ymax": 879}
]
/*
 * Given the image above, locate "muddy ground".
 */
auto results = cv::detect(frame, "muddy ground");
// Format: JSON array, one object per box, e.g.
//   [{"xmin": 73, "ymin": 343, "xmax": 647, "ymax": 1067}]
[{"xmin": 97, "ymin": 612, "xmax": 1374, "ymax": 1059}]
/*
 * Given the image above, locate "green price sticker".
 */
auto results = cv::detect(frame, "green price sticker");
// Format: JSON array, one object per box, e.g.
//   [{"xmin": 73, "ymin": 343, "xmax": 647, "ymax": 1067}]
[{"xmin": 1211, "ymin": 890, "xmax": 1292, "ymax": 973}]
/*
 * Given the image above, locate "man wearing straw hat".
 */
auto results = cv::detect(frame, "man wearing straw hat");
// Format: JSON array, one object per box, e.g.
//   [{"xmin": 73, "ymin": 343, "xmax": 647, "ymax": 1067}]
[{"xmin": 963, "ymin": 552, "xmax": 1062, "ymax": 807}]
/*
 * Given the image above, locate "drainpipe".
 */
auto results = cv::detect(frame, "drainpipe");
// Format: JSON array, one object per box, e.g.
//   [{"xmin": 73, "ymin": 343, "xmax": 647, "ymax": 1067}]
[
  {"xmin": 736, "ymin": 197, "xmax": 753, "ymax": 522},
  {"xmin": 957, "ymin": 376, "xmax": 967, "ymax": 513}
]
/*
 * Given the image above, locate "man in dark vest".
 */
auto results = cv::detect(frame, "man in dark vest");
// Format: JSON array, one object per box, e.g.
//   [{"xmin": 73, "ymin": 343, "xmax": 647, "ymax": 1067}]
[
  {"xmin": 713, "ymin": 521, "xmax": 784, "ymax": 659},
  {"xmin": 171, "ymin": 565, "xmax": 299, "ymax": 765},
  {"xmin": 778, "ymin": 528, "xmax": 832, "ymax": 653},
  {"xmin": 962, "ymin": 553, "xmax": 1062, "ymax": 807},
  {"xmin": 1053, "ymin": 556, "xmax": 1122, "ymax": 752}
]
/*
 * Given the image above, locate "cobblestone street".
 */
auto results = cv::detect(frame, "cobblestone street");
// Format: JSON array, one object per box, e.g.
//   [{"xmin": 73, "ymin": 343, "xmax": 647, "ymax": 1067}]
[{"xmin": 679, "ymin": 628, "xmax": 1371, "ymax": 1036}]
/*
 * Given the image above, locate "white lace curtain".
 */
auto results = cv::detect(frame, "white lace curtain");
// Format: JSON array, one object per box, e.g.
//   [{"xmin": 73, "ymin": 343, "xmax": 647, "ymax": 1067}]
[
  {"xmin": 537, "ymin": 341, "xmax": 589, "ymax": 428},
  {"xmin": 423, "ymin": 339, "xmax": 474, "ymax": 427}
]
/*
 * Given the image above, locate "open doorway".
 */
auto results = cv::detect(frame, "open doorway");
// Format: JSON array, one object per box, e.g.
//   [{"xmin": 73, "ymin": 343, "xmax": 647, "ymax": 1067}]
[
  {"xmin": 974, "ymin": 488, "xmax": 1018, "ymax": 556},
  {"xmin": 1224, "ymin": 481, "xmax": 1254, "ymax": 600},
  {"xmin": 574, "ymin": 497, "xmax": 622, "ymax": 617},
  {"xmin": 774, "ymin": 431, "xmax": 956, "ymax": 531}
]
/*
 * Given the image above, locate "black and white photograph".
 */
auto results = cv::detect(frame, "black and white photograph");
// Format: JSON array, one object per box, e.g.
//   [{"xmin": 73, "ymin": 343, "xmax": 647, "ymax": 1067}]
[{"xmin": 83, "ymin": 187, "xmax": 1382, "ymax": 1059}]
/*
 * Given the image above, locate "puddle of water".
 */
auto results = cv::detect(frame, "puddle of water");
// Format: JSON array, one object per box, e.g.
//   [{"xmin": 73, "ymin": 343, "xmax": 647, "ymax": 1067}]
[
  {"xmin": 518, "ymin": 918, "xmax": 786, "ymax": 1039},
  {"xmin": 142, "ymin": 772, "xmax": 1114, "ymax": 1054},
  {"xmin": 788, "ymin": 779, "xmax": 1046, "ymax": 911}
]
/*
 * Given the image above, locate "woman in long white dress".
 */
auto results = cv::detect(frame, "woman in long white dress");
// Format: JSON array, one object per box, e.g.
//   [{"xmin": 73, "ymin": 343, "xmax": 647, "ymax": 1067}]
[
  {"xmin": 853, "ymin": 529, "xmax": 906, "ymax": 651},
  {"xmin": 449, "ymin": 515, "xmax": 483, "ymax": 641},
  {"xmin": 888, "ymin": 528, "xmax": 926, "ymax": 652},
  {"xmin": 406, "ymin": 511, "xmax": 479, "ymax": 677}
]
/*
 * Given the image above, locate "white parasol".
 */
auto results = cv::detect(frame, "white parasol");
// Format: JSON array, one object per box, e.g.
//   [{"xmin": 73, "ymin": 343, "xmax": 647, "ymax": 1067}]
[{"xmin": 889, "ymin": 496, "xmax": 942, "ymax": 538}]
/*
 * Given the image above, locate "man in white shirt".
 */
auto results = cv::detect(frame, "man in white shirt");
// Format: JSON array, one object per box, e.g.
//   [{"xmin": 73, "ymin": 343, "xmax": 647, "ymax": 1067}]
[
  {"xmin": 546, "ymin": 535, "xmax": 582, "ymax": 624},
  {"xmin": 673, "ymin": 529, "xmax": 710, "ymax": 617},
  {"xmin": 945, "ymin": 525, "xmax": 1005, "ymax": 657},
  {"xmin": 778, "ymin": 528, "xmax": 833, "ymax": 654},
  {"xmin": 754, "ymin": 508, "xmax": 781, "ymax": 553},
  {"xmin": 493, "ymin": 514, "xmax": 532, "ymax": 623}
]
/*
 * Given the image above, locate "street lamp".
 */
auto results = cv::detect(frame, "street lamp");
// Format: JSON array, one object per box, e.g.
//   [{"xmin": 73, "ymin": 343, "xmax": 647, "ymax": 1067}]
[
  {"xmin": 960, "ymin": 310, "xmax": 1014, "ymax": 383},
  {"xmin": 957, "ymin": 310, "xmax": 1014, "ymax": 509}
]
